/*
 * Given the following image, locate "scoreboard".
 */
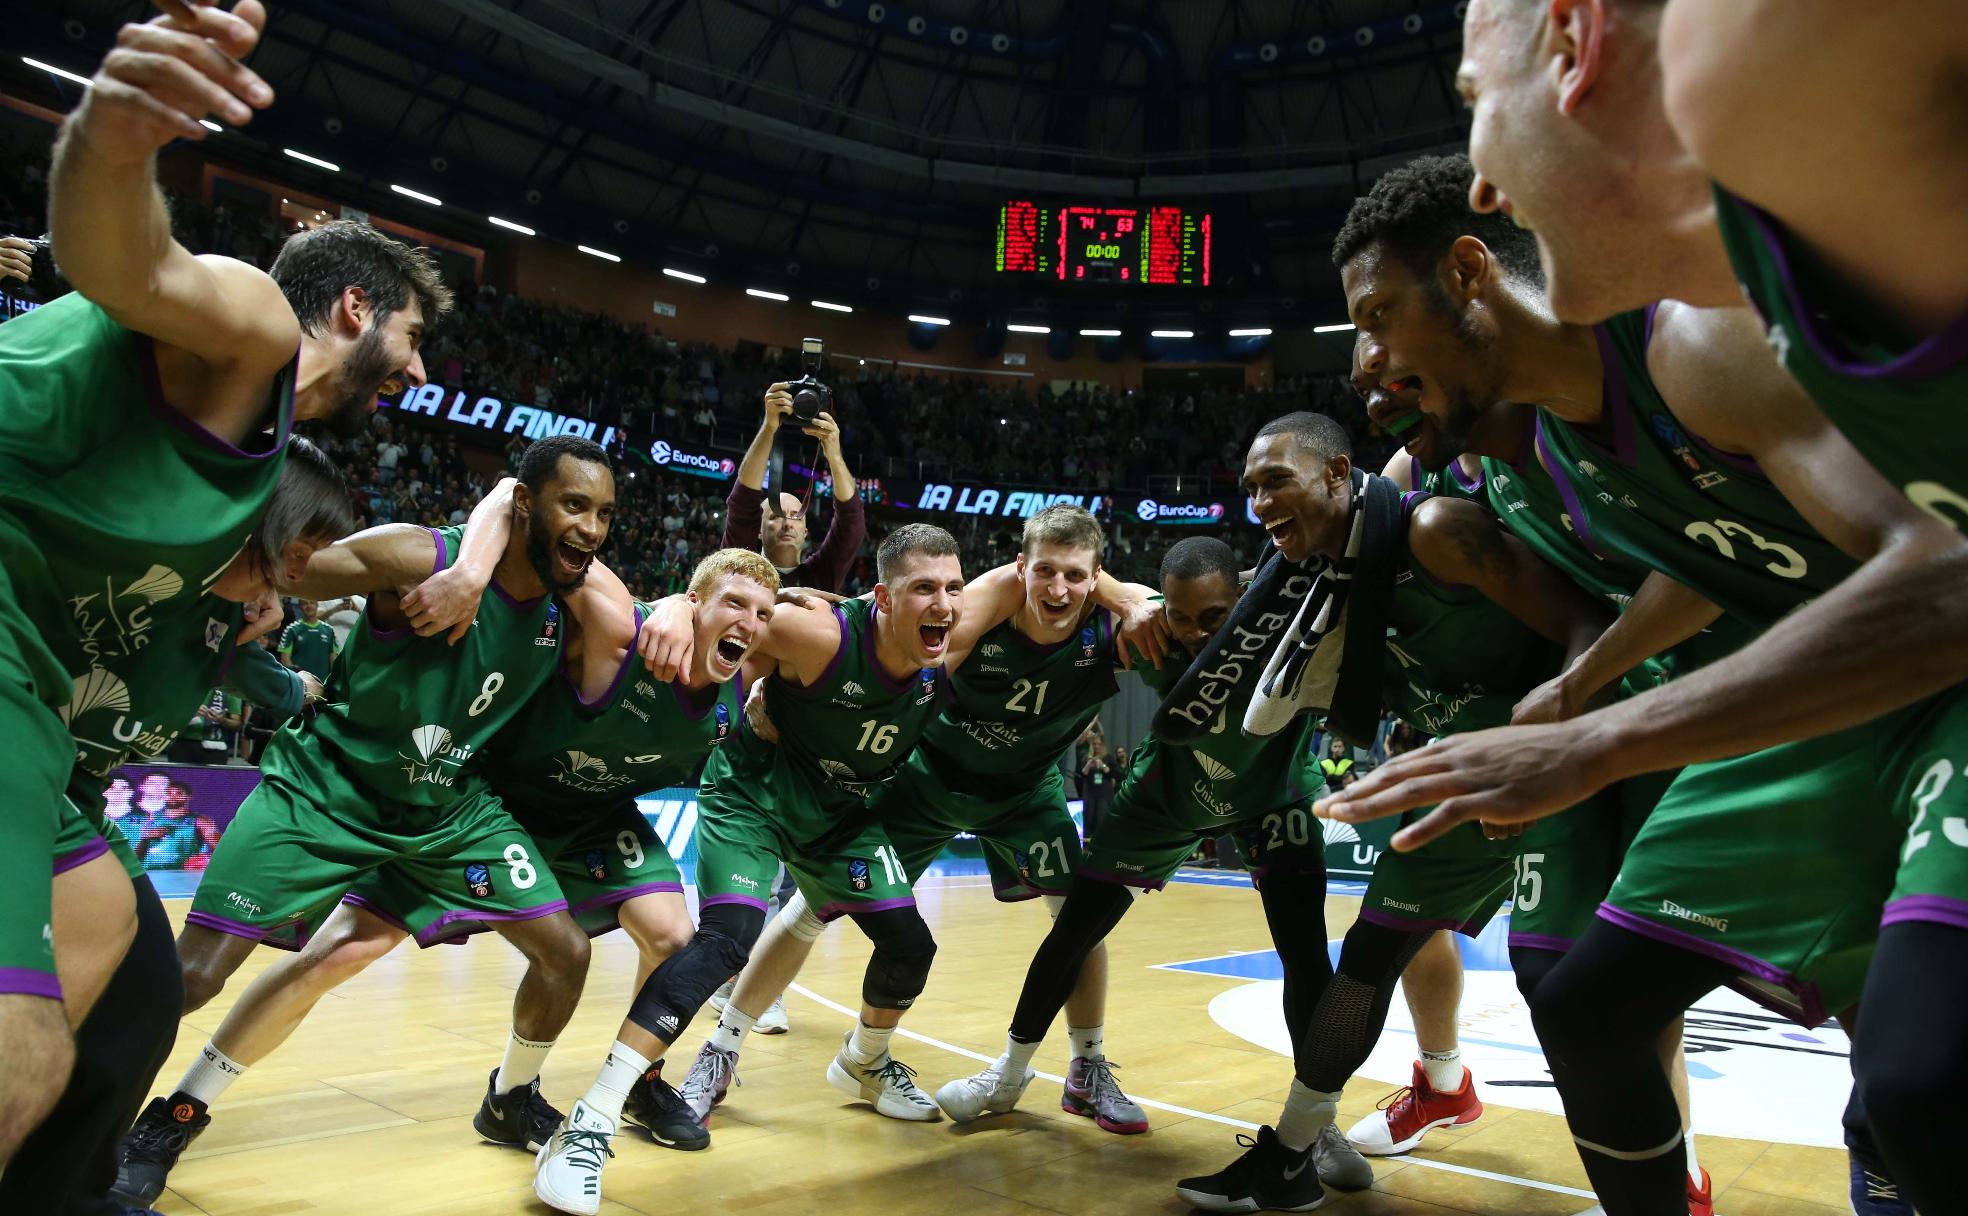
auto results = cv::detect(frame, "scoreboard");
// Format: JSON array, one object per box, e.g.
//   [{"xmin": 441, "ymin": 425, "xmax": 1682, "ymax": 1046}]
[{"xmin": 995, "ymin": 201, "xmax": 1211, "ymax": 286}]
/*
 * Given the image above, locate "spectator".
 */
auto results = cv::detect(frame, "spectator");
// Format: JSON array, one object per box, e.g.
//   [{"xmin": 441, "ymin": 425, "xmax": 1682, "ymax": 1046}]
[
  {"xmin": 1078, "ymin": 733, "xmax": 1118, "ymax": 844},
  {"xmin": 722, "ymin": 385, "xmax": 866, "ymax": 593}
]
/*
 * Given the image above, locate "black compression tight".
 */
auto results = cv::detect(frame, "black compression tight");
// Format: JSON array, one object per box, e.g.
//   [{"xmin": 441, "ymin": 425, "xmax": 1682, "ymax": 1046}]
[
  {"xmin": 1853, "ymin": 919, "xmax": 1968, "ymax": 1216},
  {"xmin": 1255, "ymin": 866, "xmax": 1336, "ymax": 1059},
  {"xmin": 1009, "ymin": 876, "xmax": 1134, "ymax": 1043},
  {"xmin": 1295, "ymin": 917, "xmax": 1428, "ymax": 1090}
]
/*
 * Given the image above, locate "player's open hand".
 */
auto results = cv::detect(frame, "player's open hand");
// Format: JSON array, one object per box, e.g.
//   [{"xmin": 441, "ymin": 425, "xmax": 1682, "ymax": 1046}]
[
  {"xmin": 637, "ymin": 594, "xmax": 696, "ymax": 681},
  {"xmin": 79, "ymin": 1, "xmax": 274, "ymax": 159},
  {"xmin": 0, "ymin": 237, "xmax": 32, "ymax": 284},
  {"xmin": 402, "ymin": 562, "xmax": 488, "ymax": 644},
  {"xmin": 1114, "ymin": 595, "xmax": 1171, "ymax": 670},
  {"xmin": 1509, "ymin": 670, "xmax": 1583, "ymax": 727},
  {"xmin": 743, "ymin": 676, "xmax": 779, "ymax": 743},
  {"xmin": 1314, "ymin": 719, "xmax": 1620, "ymax": 850}
]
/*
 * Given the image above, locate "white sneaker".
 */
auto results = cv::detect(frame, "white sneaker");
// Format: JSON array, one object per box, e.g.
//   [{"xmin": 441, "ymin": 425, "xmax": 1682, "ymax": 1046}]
[
  {"xmin": 756, "ymin": 996, "xmax": 790, "ymax": 1034},
  {"xmin": 934, "ymin": 1060, "xmax": 1035, "ymax": 1122},
  {"xmin": 707, "ymin": 978, "xmax": 735, "ymax": 1017},
  {"xmin": 825, "ymin": 1032, "xmax": 941, "ymax": 1121},
  {"xmin": 532, "ymin": 1100, "xmax": 617, "ymax": 1216},
  {"xmin": 1313, "ymin": 1123, "xmax": 1375, "ymax": 1190}
]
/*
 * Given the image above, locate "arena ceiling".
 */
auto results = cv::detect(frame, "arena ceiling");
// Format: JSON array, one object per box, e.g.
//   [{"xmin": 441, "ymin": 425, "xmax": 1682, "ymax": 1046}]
[{"xmin": 14, "ymin": 0, "xmax": 1471, "ymax": 324}]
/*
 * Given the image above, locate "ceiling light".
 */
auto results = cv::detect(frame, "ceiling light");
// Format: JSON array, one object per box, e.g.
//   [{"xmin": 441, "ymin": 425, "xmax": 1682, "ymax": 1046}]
[
  {"xmin": 578, "ymin": 245, "xmax": 622, "ymax": 262},
  {"xmin": 908, "ymin": 314, "xmax": 951, "ymax": 326},
  {"xmin": 663, "ymin": 268, "xmax": 707, "ymax": 284},
  {"xmin": 1007, "ymin": 324, "xmax": 1051, "ymax": 334},
  {"xmin": 390, "ymin": 184, "xmax": 441, "ymax": 206},
  {"xmin": 811, "ymin": 300, "xmax": 853, "ymax": 313},
  {"xmin": 283, "ymin": 148, "xmax": 341, "ymax": 172},
  {"xmin": 1229, "ymin": 327, "xmax": 1273, "ymax": 337},
  {"xmin": 1150, "ymin": 329, "xmax": 1193, "ymax": 339},
  {"xmin": 746, "ymin": 288, "xmax": 790, "ymax": 301},
  {"xmin": 1314, "ymin": 322, "xmax": 1357, "ymax": 333},
  {"xmin": 488, "ymin": 216, "xmax": 536, "ymax": 235},
  {"xmin": 22, "ymin": 57, "xmax": 91, "ymax": 88},
  {"xmin": 1079, "ymin": 328, "xmax": 1121, "ymax": 337}
]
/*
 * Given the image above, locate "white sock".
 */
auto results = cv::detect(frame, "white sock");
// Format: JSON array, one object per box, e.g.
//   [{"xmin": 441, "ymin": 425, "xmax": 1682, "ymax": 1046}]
[
  {"xmin": 1276, "ymin": 1079, "xmax": 1342, "ymax": 1153},
  {"xmin": 1000, "ymin": 1035, "xmax": 1040, "ymax": 1079},
  {"xmin": 711, "ymin": 1004, "xmax": 758, "ymax": 1055},
  {"xmin": 848, "ymin": 1020, "xmax": 894, "ymax": 1064},
  {"xmin": 582, "ymin": 1041, "xmax": 651, "ymax": 1126},
  {"xmin": 1067, "ymin": 1024, "xmax": 1105, "ymax": 1061},
  {"xmin": 176, "ymin": 1042, "xmax": 248, "ymax": 1107},
  {"xmin": 1419, "ymin": 1047, "xmax": 1464, "ymax": 1092},
  {"xmin": 1685, "ymin": 1133, "xmax": 1702, "ymax": 1189},
  {"xmin": 495, "ymin": 1030, "xmax": 556, "ymax": 1095}
]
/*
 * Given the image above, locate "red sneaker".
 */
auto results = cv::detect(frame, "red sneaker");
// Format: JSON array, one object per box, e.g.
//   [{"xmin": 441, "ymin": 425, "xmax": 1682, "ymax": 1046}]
[
  {"xmin": 1345, "ymin": 1062, "xmax": 1483, "ymax": 1156},
  {"xmin": 1687, "ymin": 1167, "xmax": 1713, "ymax": 1216}
]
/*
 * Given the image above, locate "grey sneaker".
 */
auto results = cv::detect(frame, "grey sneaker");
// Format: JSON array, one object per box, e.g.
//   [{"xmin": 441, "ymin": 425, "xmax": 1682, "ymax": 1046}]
[
  {"xmin": 1061, "ymin": 1056, "xmax": 1148, "ymax": 1134},
  {"xmin": 677, "ymin": 1042, "xmax": 739, "ymax": 1123},
  {"xmin": 1314, "ymin": 1122, "xmax": 1374, "ymax": 1190}
]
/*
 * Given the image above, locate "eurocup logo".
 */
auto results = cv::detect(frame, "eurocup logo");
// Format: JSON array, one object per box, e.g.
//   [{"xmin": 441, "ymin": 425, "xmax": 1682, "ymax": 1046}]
[
  {"xmin": 650, "ymin": 440, "xmax": 733, "ymax": 476},
  {"xmin": 1136, "ymin": 499, "xmax": 1161, "ymax": 522},
  {"xmin": 1136, "ymin": 499, "xmax": 1226, "ymax": 524},
  {"xmin": 720, "ymin": 458, "xmax": 737, "ymax": 475}
]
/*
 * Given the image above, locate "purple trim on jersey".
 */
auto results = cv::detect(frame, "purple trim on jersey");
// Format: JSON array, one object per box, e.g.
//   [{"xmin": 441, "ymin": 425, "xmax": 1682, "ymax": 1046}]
[
  {"xmin": 214, "ymin": 624, "xmax": 242, "ymax": 685},
  {"xmin": 1448, "ymin": 459, "xmax": 1485, "ymax": 494},
  {"xmin": 1358, "ymin": 905, "xmax": 1490, "ymax": 937},
  {"xmin": 1597, "ymin": 901, "xmax": 1828, "ymax": 1028},
  {"xmin": 702, "ymin": 892, "xmax": 769, "ymax": 912},
  {"xmin": 567, "ymin": 602, "xmax": 645, "ymax": 710},
  {"xmin": 865, "ymin": 605, "xmax": 914, "ymax": 694},
  {"xmin": 1506, "ymin": 932, "xmax": 1576, "ymax": 955},
  {"xmin": 488, "ymin": 577, "xmax": 543, "ymax": 612},
  {"xmin": 812, "ymin": 894, "xmax": 916, "ymax": 923},
  {"xmin": 0, "ymin": 968, "xmax": 62, "ymax": 1001},
  {"xmin": 782, "ymin": 605, "xmax": 851, "ymax": 697},
  {"xmin": 1643, "ymin": 301, "xmax": 1660, "ymax": 348},
  {"xmin": 412, "ymin": 898, "xmax": 570, "ymax": 948},
  {"xmin": 672, "ymin": 671, "xmax": 721, "ymax": 721},
  {"xmin": 137, "ymin": 332, "xmax": 294, "ymax": 461},
  {"xmin": 185, "ymin": 909, "xmax": 271, "ymax": 941},
  {"xmin": 1733, "ymin": 192, "xmax": 1968, "ymax": 379},
  {"xmin": 367, "ymin": 530, "xmax": 450, "ymax": 642},
  {"xmin": 1533, "ymin": 415, "xmax": 1611, "ymax": 561},
  {"xmin": 429, "ymin": 528, "xmax": 449, "ymax": 575},
  {"xmin": 1881, "ymin": 894, "xmax": 1968, "ymax": 932},
  {"xmin": 52, "ymin": 836, "xmax": 111, "ymax": 876},
  {"xmin": 1077, "ymin": 866, "xmax": 1166, "ymax": 892},
  {"xmin": 569, "ymin": 880, "xmax": 685, "ymax": 921},
  {"xmin": 338, "ymin": 892, "xmax": 412, "ymax": 936},
  {"xmin": 1588, "ymin": 325, "xmax": 1639, "ymax": 466}
]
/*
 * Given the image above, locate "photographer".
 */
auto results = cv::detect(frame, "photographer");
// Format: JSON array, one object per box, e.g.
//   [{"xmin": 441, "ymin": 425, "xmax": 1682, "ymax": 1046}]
[{"xmin": 721, "ymin": 382, "xmax": 865, "ymax": 594}]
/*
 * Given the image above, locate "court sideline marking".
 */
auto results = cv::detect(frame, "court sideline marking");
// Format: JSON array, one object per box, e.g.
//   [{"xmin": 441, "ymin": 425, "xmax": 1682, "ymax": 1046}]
[{"xmin": 787, "ymin": 981, "xmax": 1597, "ymax": 1202}]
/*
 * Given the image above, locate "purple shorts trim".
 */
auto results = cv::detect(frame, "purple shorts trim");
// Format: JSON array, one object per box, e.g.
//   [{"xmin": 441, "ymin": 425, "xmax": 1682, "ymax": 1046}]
[
  {"xmin": 185, "ymin": 909, "xmax": 314, "ymax": 953},
  {"xmin": 569, "ymin": 881, "xmax": 685, "ymax": 921},
  {"xmin": 52, "ymin": 836, "xmax": 111, "ymax": 877},
  {"xmin": 991, "ymin": 883, "xmax": 1063, "ymax": 904},
  {"xmin": 0, "ymin": 967, "xmax": 62, "ymax": 1001},
  {"xmin": 702, "ymin": 892, "xmax": 769, "ymax": 912},
  {"xmin": 185, "ymin": 909, "xmax": 270, "ymax": 942},
  {"xmin": 1077, "ymin": 867, "xmax": 1166, "ymax": 892},
  {"xmin": 1358, "ymin": 905, "xmax": 1488, "ymax": 937},
  {"xmin": 1596, "ymin": 902, "xmax": 1829, "ymax": 1028},
  {"xmin": 413, "ymin": 900, "xmax": 570, "ymax": 948},
  {"xmin": 1882, "ymin": 894, "xmax": 1968, "ymax": 932},
  {"xmin": 1507, "ymin": 933, "xmax": 1576, "ymax": 955},
  {"xmin": 813, "ymin": 895, "xmax": 917, "ymax": 923},
  {"xmin": 339, "ymin": 893, "xmax": 413, "ymax": 936}
]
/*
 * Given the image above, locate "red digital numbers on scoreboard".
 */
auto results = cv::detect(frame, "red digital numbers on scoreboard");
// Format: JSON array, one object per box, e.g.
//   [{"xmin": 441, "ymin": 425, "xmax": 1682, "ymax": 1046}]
[
  {"xmin": 997, "ymin": 200, "xmax": 1209, "ymax": 285},
  {"xmin": 997, "ymin": 199, "xmax": 1043, "ymax": 274}
]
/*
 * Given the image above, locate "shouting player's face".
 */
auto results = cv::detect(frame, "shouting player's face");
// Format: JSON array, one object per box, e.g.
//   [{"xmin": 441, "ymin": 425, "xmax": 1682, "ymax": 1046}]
[
  {"xmin": 328, "ymin": 296, "xmax": 429, "ymax": 437},
  {"xmin": 878, "ymin": 553, "xmax": 964, "ymax": 667},
  {"xmin": 525, "ymin": 455, "xmax": 616, "ymax": 593},
  {"xmin": 1160, "ymin": 571, "xmax": 1238, "ymax": 655},
  {"xmin": 1243, "ymin": 432, "xmax": 1352, "ymax": 564},
  {"xmin": 693, "ymin": 573, "xmax": 775, "ymax": 684},
  {"xmin": 1342, "ymin": 248, "xmax": 1501, "ymax": 474},
  {"xmin": 1018, "ymin": 540, "xmax": 1099, "ymax": 636}
]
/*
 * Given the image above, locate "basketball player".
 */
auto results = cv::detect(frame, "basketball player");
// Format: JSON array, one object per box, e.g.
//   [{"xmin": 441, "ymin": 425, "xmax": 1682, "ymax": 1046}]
[
  {"xmin": 934, "ymin": 511, "xmax": 1376, "ymax": 1190},
  {"xmin": 113, "ymin": 438, "xmax": 612, "ymax": 1206},
  {"xmin": 675, "ymin": 505, "xmax": 1138, "ymax": 1135},
  {"xmin": 1321, "ymin": 150, "xmax": 1967, "ymax": 1215},
  {"xmin": 0, "ymin": 0, "xmax": 445, "ymax": 1164},
  {"xmin": 1175, "ymin": 417, "xmax": 1613, "ymax": 1211}
]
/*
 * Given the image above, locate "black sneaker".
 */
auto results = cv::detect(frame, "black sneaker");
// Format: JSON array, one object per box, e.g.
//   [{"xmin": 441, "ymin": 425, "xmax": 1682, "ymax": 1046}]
[
  {"xmin": 111, "ymin": 1094, "xmax": 209, "ymax": 1206},
  {"xmin": 623, "ymin": 1064, "xmax": 711, "ymax": 1151},
  {"xmin": 471, "ymin": 1067, "xmax": 562, "ymax": 1151},
  {"xmin": 1175, "ymin": 1125, "xmax": 1326, "ymax": 1213},
  {"xmin": 1847, "ymin": 1125, "xmax": 1915, "ymax": 1216}
]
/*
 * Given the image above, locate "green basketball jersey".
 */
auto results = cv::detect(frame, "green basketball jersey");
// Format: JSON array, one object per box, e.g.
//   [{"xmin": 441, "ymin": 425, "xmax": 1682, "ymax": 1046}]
[
  {"xmin": 63, "ymin": 596, "xmax": 244, "ymax": 783},
  {"xmin": 280, "ymin": 618, "xmax": 338, "ymax": 680},
  {"xmin": 1713, "ymin": 187, "xmax": 1968, "ymax": 532},
  {"xmin": 1536, "ymin": 309, "xmax": 1858, "ymax": 627},
  {"xmin": 0, "ymin": 292, "xmax": 295, "ymax": 699},
  {"xmin": 486, "ymin": 602, "xmax": 743, "ymax": 821},
  {"xmin": 1481, "ymin": 413, "xmax": 1652, "ymax": 610},
  {"xmin": 1128, "ymin": 642, "xmax": 1322, "ymax": 826},
  {"xmin": 277, "ymin": 527, "xmax": 561, "ymax": 809},
  {"xmin": 1384, "ymin": 492, "xmax": 1565, "ymax": 736},
  {"xmin": 918, "ymin": 609, "xmax": 1118, "ymax": 789},
  {"xmin": 1411, "ymin": 456, "xmax": 1488, "ymax": 505}
]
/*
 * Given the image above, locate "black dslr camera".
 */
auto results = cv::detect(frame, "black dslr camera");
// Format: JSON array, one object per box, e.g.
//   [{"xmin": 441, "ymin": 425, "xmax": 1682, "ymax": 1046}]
[{"xmin": 787, "ymin": 337, "xmax": 832, "ymax": 427}]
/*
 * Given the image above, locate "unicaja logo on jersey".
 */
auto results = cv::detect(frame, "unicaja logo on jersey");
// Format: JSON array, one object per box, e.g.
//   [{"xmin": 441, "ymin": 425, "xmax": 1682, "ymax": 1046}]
[
  {"xmin": 1193, "ymin": 751, "xmax": 1237, "ymax": 782},
  {"xmin": 553, "ymin": 748, "xmax": 637, "ymax": 792},
  {"xmin": 399, "ymin": 724, "xmax": 465, "ymax": 787}
]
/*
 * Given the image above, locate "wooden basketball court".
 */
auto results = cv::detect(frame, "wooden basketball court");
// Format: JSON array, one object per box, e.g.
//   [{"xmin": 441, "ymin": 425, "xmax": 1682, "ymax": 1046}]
[{"xmin": 148, "ymin": 874, "xmax": 1849, "ymax": 1216}]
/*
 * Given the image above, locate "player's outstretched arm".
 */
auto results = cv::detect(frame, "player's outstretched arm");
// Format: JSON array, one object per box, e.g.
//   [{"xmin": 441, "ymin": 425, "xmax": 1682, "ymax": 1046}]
[
  {"xmin": 1407, "ymin": 496, "xmax": 1614, "ymax": 660},
  {"xmin": 942, "ymin": 561, "xmax": 1025, "ymax": 667},
  {"xmin": 401, "ymin": 478, "xmax": 515, "ymax": 643},
  {"xmin": 50, "ymin": 3, "xmax": 295, "ymax": 415},
  {"xmin": 1092, "ymin": 570, "xmax": 1168, "ymax": 669},
  {"xmin": 1513, "ymin": 572, "xmax": 1721, "ymax": 726},
  {"xmin": 286, "ymin": 524, "xmax": 441, "ymax": 601},
  {"xmin": 560, "ymin": 559, "xmax": 638, "ymax": 699}
]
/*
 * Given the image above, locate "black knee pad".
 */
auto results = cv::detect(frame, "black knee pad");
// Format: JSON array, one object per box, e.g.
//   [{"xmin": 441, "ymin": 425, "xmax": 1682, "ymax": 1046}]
[
  {"xmin": 626, "ymin": 902, "xmax": 764, "ymax": 1043},
  {"xmin": 854, "ymin": 908, "xmax": 938, "ymax": 1011}
]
